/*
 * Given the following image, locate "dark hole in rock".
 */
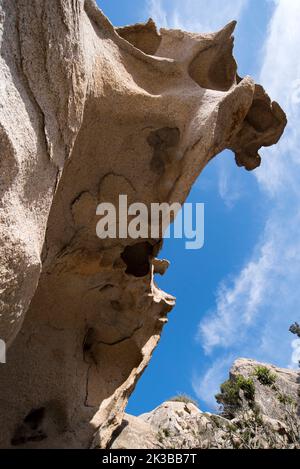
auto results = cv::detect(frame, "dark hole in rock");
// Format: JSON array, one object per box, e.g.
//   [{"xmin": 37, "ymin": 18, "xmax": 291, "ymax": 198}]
[
  {"xmin": 147, "ymin": 127, "xmax": 180, "ymax": 149},
  {"xmin": 147, "ymin": 127, "xmax": 180, "ymax": 174},
  {"xmin": 121, "ymin": 242, "xmax": 153, "ymax": 277},
  {"xmin": 83, "ymin": 328, "xmax": 95, "ymax": 354},
  {"xmin": 11, "ymin": 407, "xmax": 47, "ymax": 446},
  {"xmin": 24, "ymin": 407, "xmax": 45, "ymax": 430},
  {"xmin": 246, "ymin": 99, "xmax": 278, "ymax": 133},
  {"xmin": 111, "ymin": 300, "xmax": 122, "ymax": 311},
  {"xmin": 189, "ymin": 40, "xmax": 237, "ymax": 92}
]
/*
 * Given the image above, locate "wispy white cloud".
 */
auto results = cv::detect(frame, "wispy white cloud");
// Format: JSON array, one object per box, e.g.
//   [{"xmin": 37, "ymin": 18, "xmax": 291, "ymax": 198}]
[
  {"xmin": 257, "ymin": 0, "xmax": 300, "ymax": 195},
  {"xmin": 192, "ymin": 356, "xmax": 234, "ymax": 409},
  {"xmin": 147, "ymin": 0, "xmax": 248, "ymax": 32},
  {"xmin": 199, "ymin": 205, "xmax": 300, "ymax": 353},
  {"xmin": 200, "ymin": 239, "xmax": 274, "ymax": 353},
  {"xmin": 217, "ymin": 156, "xmax": 244, "ymax": 209},
  {"xmin": 290, "ymin": 339, "xmax": 300, "ymax": 368},
  {"xmin": 195, "ymin": 0, "xmax": 300, "ymax": 407},
  {"xmin": 147, "ymin": 0, "xmax": 168, "ymax": 28}
]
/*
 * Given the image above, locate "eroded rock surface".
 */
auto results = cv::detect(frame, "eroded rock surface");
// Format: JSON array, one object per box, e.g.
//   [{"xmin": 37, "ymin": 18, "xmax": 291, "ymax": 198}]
[
  {"xmin": 0, "ymin": 0, "xmax": 286, "ymax": 448},
  {"xmin": 113, "ymin": 359, "xmax": 300, "ymax": 449}
]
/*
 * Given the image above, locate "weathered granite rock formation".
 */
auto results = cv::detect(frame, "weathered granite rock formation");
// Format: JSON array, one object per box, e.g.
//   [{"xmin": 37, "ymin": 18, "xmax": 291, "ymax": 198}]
[
  {"xmin": 0, "ymin": 0, "xmax": 286, "ymax": 448},
  {"xmin": 112, "ymin": 359, "xmax": 300, "ymax": 449}
]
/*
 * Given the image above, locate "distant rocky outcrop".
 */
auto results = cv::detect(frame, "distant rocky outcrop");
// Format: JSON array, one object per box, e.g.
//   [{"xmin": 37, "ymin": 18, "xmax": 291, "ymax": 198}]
[
  {"xmin": 112, "ymin": 359, "xmax": 300, "ymax": 449},
  {"xmin": 0, "ymin": 0, "xmax": 286, "ymax": 448}
]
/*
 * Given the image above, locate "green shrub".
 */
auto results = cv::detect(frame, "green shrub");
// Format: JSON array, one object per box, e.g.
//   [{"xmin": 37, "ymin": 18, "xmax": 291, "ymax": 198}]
[
  {"xmin": 168, "ymin": 394, "xmax": 199, "ymax": 407},
  {"xmin": 254, "ymin": 366, "xmax": 277, "ymax": 386},
  {"xmin": 277, "ymin": 393, "xmax": 296, "ymax": 406},
  {"xmin": 289, "ymin": 322, "xmax": 300, "ymax": 338},
  {"xmin": 162, "ymin": 428, "xmax": 170, "ymax": 438},
  {"xmin": 216, "ymin": 379, "xmax": 240, "ymax": 408},
  {"xmin": 236, "ymin": 376, "xmax": 255, "ymax": 401},
  {"xmin": 216, "ymin": 375, "xmax": 255, "ymax": 414}
]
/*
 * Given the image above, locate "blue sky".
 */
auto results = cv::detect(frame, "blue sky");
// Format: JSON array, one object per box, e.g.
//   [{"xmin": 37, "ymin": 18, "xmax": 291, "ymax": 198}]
[{"xmin": 98, "ymin": 0, "xmax": 300, "ymax": 414}]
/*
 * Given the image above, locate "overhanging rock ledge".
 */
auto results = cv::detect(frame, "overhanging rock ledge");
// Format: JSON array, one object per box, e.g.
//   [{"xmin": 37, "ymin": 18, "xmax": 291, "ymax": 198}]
[{"xmin": 0, "ymin": 0, "xmax": 286, "ymax": 448}]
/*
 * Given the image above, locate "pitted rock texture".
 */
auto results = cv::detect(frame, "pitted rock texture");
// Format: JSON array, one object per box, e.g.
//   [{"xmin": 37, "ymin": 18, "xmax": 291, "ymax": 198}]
[
  {"xmin": 113, "ymin": 360, "xmax": 300, "ymax": 449},
  {"xmin": 0, "ymin": 0, "xmax": 286, "ymax": 449}
]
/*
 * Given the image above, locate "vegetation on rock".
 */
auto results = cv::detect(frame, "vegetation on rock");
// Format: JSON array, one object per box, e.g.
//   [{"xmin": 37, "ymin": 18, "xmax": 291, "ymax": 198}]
[
  {"xmin": 254, "ymin": 366, "xmax": 277, "ymax": 386},
  {"xmin": 168, "ymin": 394, "xmax": 199, "ymax": 407},
  {"xmin": 290, "ymin": 322, "xmax": 300, "ymax": 338},
  {"xmin": 216, "ymin": 375, "xmax": 255, "ymax": 417}
]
